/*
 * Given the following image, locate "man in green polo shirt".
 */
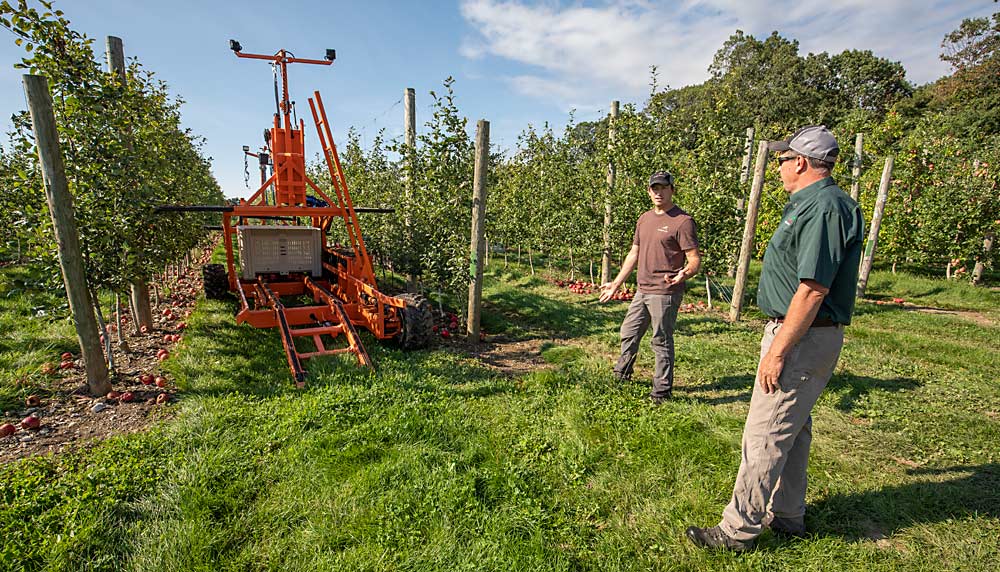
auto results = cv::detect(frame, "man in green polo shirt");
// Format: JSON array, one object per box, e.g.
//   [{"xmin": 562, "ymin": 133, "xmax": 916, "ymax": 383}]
[{"xmin": 686, "ymin": 125, "xmax": 864, "ymax": 551}]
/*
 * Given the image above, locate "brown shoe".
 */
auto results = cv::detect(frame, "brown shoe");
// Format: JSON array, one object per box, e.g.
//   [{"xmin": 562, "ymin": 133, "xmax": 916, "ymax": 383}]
[
  {"xmin": 762, "ymin": 514, "xmax": 807, "ymax": 538},
  {"xmin": 685, "ymin": 526, "xmax": 754, "ymax": 552}
]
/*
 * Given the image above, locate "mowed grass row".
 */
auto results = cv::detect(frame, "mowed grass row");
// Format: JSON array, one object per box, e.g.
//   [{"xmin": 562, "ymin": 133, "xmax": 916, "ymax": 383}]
[{"xmin": 1, "ymin": 265, "xmax": 998, "ymax": 571}]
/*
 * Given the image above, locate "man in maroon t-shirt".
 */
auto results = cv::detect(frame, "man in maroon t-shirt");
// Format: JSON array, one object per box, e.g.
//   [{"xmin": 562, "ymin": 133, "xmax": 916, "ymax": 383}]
[{"xmin": 599, "ymin": 170, "xmax": 701, "ymax": 401}]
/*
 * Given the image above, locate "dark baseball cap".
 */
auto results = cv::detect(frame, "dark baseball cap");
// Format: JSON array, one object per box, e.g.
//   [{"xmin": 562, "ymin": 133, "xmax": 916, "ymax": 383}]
[
  {"xmin": 648, "ymin": 170, "xmax": 674, "ymax": 187},
  {"xmin": 768, "ymin": 125, "xmax": 839, "ymax": 162}
]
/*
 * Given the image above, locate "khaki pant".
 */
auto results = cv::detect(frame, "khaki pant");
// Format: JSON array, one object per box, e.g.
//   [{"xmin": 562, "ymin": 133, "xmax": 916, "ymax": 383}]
[
  {"xmin": 612, "ymin": 291, "xmax": 682, "ymax": 398},
  {"xmin": 720, "ymin": 321, "xmax": 844, "ymax": 541}
]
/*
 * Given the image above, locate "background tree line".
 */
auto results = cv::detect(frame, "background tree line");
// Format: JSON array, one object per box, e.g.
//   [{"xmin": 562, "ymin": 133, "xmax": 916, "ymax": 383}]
[{"xmin": 328, "ymin": 11, "xmax": 997, "ymax": 308}]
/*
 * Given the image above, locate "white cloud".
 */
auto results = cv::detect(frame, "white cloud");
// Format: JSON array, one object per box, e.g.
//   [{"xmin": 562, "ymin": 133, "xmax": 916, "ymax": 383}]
[{"xmin": 459, "ymin": 0, "xmax": 993, "ymax": 110}]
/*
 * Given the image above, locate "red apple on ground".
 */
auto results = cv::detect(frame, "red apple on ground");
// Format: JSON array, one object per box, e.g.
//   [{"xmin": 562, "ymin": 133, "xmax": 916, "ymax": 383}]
[
  {"xmin": 155, "ymin": 376, "xmax": 167, "ymax": 387},
  {"xmin": 120, "ymin": 392, "xmax": 135, "ymax": 403},
  {"xmin": 140, "ymin": 374, "xmax": 153, "ymax": 385},
  {"xmin": 107, "ymin": 391, "xmax": 122, "ymax": 400},
  {"xmin": 60, "ymin": 361, "xmax": 74, "ymax": 370},
  {"xmin": 21, "ymin": 414, "xmax": 40, "ymax": 430},
  {"xmin": 61, "ymin": 351, "xmax": 73, "ymax": 361},
  {"xmin": 156, "ymin": 393, "xmax": 170, "ymax": 405},
  {"xmin": 25, "ymin": 394, "xmax": 41, "ymax": 407},
  {"xmin": 0, "ymin": 423, "xmax": 16, "ymax": 437}
]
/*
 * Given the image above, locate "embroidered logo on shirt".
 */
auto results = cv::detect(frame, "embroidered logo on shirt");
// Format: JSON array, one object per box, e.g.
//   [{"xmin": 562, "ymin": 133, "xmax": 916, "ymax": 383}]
[
  {"xmin": 656, "ymin": 225, "xmax": 671, "ymax": 233},
  {"xmin": 783, "ymin": 215, "xmax": 798, "ymax": 227}
]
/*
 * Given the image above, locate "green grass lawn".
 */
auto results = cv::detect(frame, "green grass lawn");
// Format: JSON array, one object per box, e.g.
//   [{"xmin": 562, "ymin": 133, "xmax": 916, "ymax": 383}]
[{"xmin": 1, "ymin": 264, "xmax": 998, "ymax": 571}]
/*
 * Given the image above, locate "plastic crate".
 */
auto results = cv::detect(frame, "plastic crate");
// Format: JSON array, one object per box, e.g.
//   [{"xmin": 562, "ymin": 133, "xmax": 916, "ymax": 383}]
[{"xmin": 237, "ymin": 225, "xmax": 322, "ymax": 279}]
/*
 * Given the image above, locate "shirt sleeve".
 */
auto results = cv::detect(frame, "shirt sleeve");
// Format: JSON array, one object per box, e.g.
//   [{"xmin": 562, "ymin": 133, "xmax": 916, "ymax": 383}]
[
  {"xmin": 676, "ymin": 218, "xmax": 699, "ymax": 251},
  {"xmin": 795, "ymin": 209, "xmax": 846, "ymax": 288},
  {"xmin": 632, "ymin": 217, "xmax": 642, "ymax": 247}
]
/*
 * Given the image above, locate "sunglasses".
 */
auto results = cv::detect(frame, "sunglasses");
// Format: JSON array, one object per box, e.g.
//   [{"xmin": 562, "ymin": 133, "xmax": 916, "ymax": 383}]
[{"xmin": 777, "ymin": 155, "xmax": 798, "ymax": 165}]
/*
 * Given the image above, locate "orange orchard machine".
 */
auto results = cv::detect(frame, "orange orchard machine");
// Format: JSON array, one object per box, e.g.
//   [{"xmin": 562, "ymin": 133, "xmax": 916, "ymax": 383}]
[{"xmin": 161, "ymin": 41, "xmax": 433, "ymax": 384}]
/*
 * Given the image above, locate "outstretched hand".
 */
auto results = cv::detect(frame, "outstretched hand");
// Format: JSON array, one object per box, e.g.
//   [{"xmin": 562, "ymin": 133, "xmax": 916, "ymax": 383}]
[{"xmin": 599, "ymin": 282, "xmax": 617, "ymax": 303}]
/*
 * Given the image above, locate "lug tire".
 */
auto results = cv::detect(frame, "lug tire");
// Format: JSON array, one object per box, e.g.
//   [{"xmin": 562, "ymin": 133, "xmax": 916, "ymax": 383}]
[
  {"xmin": 203, "ymin": 263, "xmax": 230, "ymax": 300},
  {"xmin": 396, "ymin": 293, "xmax": 434, "ymax": 350}
]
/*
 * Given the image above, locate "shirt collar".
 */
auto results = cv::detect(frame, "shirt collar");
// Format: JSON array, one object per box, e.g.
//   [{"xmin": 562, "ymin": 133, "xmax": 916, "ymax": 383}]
[{"xmin": 790, "ymin": 176, "xmax": 835, "ymax": 202}]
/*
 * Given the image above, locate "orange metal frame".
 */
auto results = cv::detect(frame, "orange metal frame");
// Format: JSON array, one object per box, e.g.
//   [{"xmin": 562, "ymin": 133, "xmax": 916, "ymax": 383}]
[{"xmin": 219, "ymin": 46, "xmax": 405, "ymax": 383}]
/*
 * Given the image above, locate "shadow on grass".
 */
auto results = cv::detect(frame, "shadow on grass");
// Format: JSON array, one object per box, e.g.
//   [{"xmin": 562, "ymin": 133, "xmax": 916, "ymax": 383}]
[
  {"xmin": 825, "ymin": 374, "xmax": 921, "ymax": 411},
  {"xmin": 685, "ymin": 373, "xmax": 921, "ymax": 409},
  {"xmin": 809, "ymin": 463, "xmax": 1000, "ymax": 540},
  {"xmin": 483, "ymin": 288, "xmax": 618, "ymax": 340}
]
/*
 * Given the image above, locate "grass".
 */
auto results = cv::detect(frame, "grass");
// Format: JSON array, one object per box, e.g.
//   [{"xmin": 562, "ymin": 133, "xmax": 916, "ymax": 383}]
[{"xmin": 1, "ymin": 262, "xmax": 998, "ymax": 571}]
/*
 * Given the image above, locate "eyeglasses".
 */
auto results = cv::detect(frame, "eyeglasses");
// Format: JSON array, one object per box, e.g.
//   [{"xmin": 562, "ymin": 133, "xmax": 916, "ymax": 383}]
[{"xmin": 777, "ymin": 155, "xmax": 798, "ymax": 166}]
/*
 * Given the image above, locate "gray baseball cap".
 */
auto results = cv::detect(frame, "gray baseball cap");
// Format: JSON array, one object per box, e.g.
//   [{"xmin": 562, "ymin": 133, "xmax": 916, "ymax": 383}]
[
  {"xmin": 648, "ymin": 170, "xmax": 674, "ymax": 186},
  {"xmin": 768, "ymin": 125, "xmax": 839, "ymax": 162}
]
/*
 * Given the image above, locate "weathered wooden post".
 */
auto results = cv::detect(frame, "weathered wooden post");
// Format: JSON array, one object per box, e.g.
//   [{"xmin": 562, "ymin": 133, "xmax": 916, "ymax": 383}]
[
  {"xmin": 404, "ymin": 87, "xmax": 417, "ymax": 291},
  {"xmin": 23, "ymin": 74, "xmax": 111, "ymax": 395},
  {"xmin": 729, "ymin": 141, "xmax": 769, "ymax": 322},
  {"xmin": 856, "ymin": 156, "xmax": 894, "ymax": 299},
  {"xmin": 850, "ymin": 133, "xmax": 863, "ymax": 202},
  {"xmin": 467, "ymin": 120, "xmax": 490, "ymax": 342},
  {"xmin": 729, "ymin": 126, "xmax": 755, "ymax": 277},
  {"xmin": 107, "ymin": 35, "xmax": 154, "ymax": 334},
  {"xmin": 600, "ymin": 100, "xmax": 619, "ymax": 285}
]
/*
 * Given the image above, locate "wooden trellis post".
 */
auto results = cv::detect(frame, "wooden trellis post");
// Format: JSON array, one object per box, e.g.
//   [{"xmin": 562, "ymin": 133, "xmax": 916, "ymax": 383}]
[
  {"xmin": 600, "ymin": 100, "xmax": 619, "ymax": 285},
  {"xmin": 856, "ymin": 156, "xmax": 894, "ymax": 299},
  {"xmin": 23, "ymin": 74, "xmax": 111, "ymax": 396},
  {"xmin": 729, "ymin": 126, "xmax": 755, "ymax": 277},
  {"xmin": 850, "ymin": 133, "xmax": 863, "ymax": 202},
  {"xmin": 730, "ymin": 141, "xmax": 769, "ymax": 322},
  {"xmin": 467, "ymin": 120, "xmax": 490, "ymax": 342},
  {"xmin": 107, "ymin": 35, "xmax": 154, "ymax": 334},
  {"xmin": 404, "ymin": 87, "xmax": 417, "ymax": 292}
]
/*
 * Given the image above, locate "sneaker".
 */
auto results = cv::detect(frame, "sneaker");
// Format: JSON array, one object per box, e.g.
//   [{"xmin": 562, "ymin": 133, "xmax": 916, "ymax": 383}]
[
  {"xmin": 762, "ymin": 514, "xmax": 807, "ymax": 538},
  {"xmin": 685, "ymin": 525, "xmax": 754, "ymax": 552}
]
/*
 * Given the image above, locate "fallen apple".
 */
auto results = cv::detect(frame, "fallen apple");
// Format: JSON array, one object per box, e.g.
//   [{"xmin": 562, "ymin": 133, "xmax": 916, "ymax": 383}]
[
  {"xmin": 155, "ymin": 376, "xmax": 167, "ymax": 387},
  {"xmin": 21, "ymin": 414, "xmax": 40, "ymax": 430},
  {"xmin": 0, "ymin": 423, "xmax": 16, "ymax": 437},
  {"xmin": 41, "ymin": 363, "xmax": 56, "ymax": 375},
  {"xmin": 140, "ymin": 325, "xmax": 149, "ymax": 334},
  {"xmin": 140, "ymin": 374, "xmax": 153, "ymax": 385},
  {"xmin": 156, "ymin": 393, "xmax": 169, "ymax": 405},
  {"xmin": 60, "ymin": 361, "xmax": 74, "ymax": 370},
  {"xmin": 60, "ymin": 351, "xmax": 73, "ymax": 361},
  {"xmin": 158, "ymin": 353, "xmax": 169, "ymax": 361},
  {"xmin": 893, "ymin": 297, "xmax": 905, "ymax": 304},
  {"xmin": 120, "ymin": 391, "xmax": 134, "ymax": 403},
  {"xmin": 25, "ymin": 394, "xmax": 41, "ymax": 407},
  {"xmin": 107, "ymin": 390, "xmax": 122, "ymax": 400}
]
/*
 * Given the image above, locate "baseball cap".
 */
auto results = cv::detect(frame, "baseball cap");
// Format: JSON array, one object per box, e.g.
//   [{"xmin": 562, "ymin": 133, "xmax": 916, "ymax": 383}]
[
  {"xmin": 648, "ymin": 170, "xmax": 674, "ymax": 187},
  {"xmin": 768, "ymin": 125, "xmax": 839, "ymax": 162}
]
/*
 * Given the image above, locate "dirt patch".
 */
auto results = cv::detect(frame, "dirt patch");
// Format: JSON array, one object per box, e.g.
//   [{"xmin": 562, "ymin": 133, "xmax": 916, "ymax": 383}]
[
  {"xmin": 0, "ymin": 247, "xmax": 214, "ymax": 465},
  {"xmin": 467, "ymin": 337, "xmax": 552, "ymax": 375}
]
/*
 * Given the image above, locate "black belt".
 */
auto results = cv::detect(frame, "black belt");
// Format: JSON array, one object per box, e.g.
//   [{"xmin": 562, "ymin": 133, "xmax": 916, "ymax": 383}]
[{"xmin": 771, "ymin": 316, "xmax": 838, "ymax": 327}]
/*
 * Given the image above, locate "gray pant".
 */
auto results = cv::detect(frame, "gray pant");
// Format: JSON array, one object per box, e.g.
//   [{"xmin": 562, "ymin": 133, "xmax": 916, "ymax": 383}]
[
  {"xmin": 720, "ymin": 321, "xmax": 844, "ymax": 541},
  {"xmin": 612, "ymin": 291, "xmax": 682, "ymax": 398}
]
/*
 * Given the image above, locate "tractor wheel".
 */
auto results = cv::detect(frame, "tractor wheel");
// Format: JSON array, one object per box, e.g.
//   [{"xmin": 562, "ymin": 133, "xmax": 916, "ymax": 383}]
[
  {"xmin": 396, "ymin": 293, "xmax": 434, "ymax": 350},
  {"xmin": 202, "ymin": 263, "xmax": 230, "ymax": 300}
]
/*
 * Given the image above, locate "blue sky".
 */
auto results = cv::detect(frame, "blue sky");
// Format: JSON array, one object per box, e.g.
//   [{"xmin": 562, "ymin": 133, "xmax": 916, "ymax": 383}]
[{"xmin": 0, "ymin": 0, "xmax": 994, "ymax": 199}]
